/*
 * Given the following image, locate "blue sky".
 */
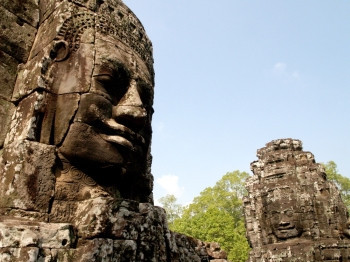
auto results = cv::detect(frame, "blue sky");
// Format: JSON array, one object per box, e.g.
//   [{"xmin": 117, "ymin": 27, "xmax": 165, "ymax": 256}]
[{"xmin": 123, "ymin": 0, "xmax": 350, "ymax": 205}]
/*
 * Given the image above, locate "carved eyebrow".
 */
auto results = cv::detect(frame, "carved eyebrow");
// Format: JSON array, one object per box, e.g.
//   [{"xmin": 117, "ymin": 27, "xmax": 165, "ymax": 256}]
[
  {"xmin": 96, "ymin": 59, "xmax": 131, "ymax": 79},
  {"xmin": 104, "ymin": 59, "xmax": 128, "ymax": 70}
]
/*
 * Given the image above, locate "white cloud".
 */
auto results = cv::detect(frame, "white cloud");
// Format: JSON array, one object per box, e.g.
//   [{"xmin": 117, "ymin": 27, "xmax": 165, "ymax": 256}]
[
  {"xmin": 272, "ymin": 62, "xmax": 300, "ymax": 80},
  {"xmin": 273, "ymin": 62, "xmax": 287, "ymax": 73},
  {"xmin": 291, "ymin": 71, "xmax": 300, "ymax": 79},
  {"xmin": 156, "ymin": 175, "xmax": 184, "ymax": 198}
]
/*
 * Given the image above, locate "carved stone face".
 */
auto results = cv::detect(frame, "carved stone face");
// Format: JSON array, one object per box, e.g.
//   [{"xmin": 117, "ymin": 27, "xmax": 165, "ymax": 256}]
[
  {"xmin": 56, "ymin": 37, "xmax": 154, "ymax": 172},
  {"xmin": 267, "ymin": 199, "xmax": 303, "ymax": 240}
]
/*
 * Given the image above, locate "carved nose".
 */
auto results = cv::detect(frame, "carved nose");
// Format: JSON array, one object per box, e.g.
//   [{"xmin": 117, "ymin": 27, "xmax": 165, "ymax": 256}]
[{"xmin": 113, "ymin": 80, "xmax": 147, "ymax": 130}]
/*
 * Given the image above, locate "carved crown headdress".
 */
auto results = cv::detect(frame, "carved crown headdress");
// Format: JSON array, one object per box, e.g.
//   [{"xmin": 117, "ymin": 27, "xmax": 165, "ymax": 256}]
[{"xmin": 57, "ymin": 0, "xmax": 154, "ymax": 75}]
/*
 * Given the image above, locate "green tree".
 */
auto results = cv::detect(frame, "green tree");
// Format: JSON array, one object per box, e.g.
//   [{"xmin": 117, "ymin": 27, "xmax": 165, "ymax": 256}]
[
  {"xmin": 159, "ymin": 194, "xmax": 183, "ymax": 226},
  {"xmin": 323, "ymin": 161, "xmax": 350, "ymax": 211},
  {"xmin": 172, "ymin": 170, "xmax": 251, "ymax": 262}
]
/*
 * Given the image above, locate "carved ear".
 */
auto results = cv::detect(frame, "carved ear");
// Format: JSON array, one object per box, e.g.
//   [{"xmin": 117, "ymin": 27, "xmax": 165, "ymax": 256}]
[{"xmin": 50, "ymin": 40, "xmax": 70, "ymax": 61}]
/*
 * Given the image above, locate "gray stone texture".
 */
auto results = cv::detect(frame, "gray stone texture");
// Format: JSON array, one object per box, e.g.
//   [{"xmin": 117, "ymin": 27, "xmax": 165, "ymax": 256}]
[
  {"xmin": 0, "ymin": 98, "xmax": 14, "ymax": 148},
  {"xmin": 244, "ymin": 138, "xmax": 350, "ymax": 261}
]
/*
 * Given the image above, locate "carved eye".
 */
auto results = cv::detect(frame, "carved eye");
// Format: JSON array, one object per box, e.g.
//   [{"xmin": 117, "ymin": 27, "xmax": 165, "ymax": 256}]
[
  {"xmin": 94, "ymin": 64, "xmax": 130, "ymax": 104},
  {"xmin": 137, "ymin": 80, "xmax": 154, "ymax": 111},
  {"xmin": 94, "ymin": 74, "xmax": 115, "ymax": 101},
  {"xmin": 271, "ymin": 210, "xmax": 279, "ymax": 215},
  {"xmin": 285, "ymin": 210, "xmax": 293, "ymax": 217}
]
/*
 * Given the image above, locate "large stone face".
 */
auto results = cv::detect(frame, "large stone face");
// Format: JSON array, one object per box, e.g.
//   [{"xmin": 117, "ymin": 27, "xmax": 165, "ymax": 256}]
[
  {"xmin": 244, "ymin": 138, "xmax": 350, "ymax": 261},
  {"xmin": 0, "ymin": 0, "xmax": 229, "ymax": 261}
]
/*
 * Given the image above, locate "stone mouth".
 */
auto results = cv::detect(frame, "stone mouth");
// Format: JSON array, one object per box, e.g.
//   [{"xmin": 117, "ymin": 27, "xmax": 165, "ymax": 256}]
[
  {"xmin": 100, "ymin": 134, "xmax": 135, "ymax": 150},
  {"xmin": 277, "ymin": 225, "xmax": 295, "ymax": 231},
  {"xmin": 275, "ymin": 226, "xmax": 300, "ymax": 240},
  {"xmin": 99, "ymin": 119, "xmax": 146, "ymax": 150}
]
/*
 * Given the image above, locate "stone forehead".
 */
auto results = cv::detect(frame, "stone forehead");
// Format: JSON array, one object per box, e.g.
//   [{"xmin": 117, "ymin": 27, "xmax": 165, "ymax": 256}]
[{"xmin": 56, "ymin": 1, "xmax": 154, "ymax": 75}]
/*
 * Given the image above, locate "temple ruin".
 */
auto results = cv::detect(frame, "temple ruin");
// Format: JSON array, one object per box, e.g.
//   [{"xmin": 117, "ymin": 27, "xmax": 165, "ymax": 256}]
[{"xmin": 244, "ymin": 138, "xmax": 350, "ymax": 261}]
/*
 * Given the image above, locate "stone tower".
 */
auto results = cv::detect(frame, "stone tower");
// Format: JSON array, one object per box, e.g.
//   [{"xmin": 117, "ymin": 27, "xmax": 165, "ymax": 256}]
[
  {"xmin": 0, "ymin": 0, "xmax": 228, "ymax": 261},
  {"xmin": 244, "ymin": 138, "xmax": 350, "ymax": 261}
]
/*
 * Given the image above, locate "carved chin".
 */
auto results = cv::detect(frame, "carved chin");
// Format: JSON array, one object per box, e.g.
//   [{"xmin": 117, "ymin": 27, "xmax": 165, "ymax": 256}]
[{"xmin": 59, "ymin": 122, "xmax": 125, "ymax": 168}]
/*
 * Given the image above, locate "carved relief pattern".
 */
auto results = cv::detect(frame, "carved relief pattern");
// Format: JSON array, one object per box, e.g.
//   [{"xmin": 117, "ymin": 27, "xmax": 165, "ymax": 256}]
[{"xmin": 62, "ymin": 165, "xmax": 97, "ymax": 186}]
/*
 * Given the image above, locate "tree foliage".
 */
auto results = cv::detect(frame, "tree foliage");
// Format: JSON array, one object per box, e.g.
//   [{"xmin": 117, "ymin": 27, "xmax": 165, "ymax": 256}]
[
  {"xmin": 323, "ymin": 161, "xmax": 350, "ymax": 211},
  {"xmin": 171, "ymin": 170, "xmax": 251, "ymax": 262},
  {"xmin": 159, "ymin": 194, "xmax": 183, "ymax": 226}
]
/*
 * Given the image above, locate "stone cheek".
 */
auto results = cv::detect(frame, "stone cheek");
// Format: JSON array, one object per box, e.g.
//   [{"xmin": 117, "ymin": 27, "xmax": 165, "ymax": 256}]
[
  {"xmin": 49, "ymin": 42, "xmax": 94, "ymax": 95},
  {"xmin": 244, "ymin": 138, "xmax": 350, "ymax": 261},
  {"xmin": 53, "ymin": 93, "xmax": 81, "ymax": 145}
]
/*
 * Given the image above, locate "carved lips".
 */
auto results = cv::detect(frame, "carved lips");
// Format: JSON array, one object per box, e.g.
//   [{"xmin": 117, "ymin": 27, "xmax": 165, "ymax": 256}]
[
  {"xmin": 275, "ymin": 224, "xmax": 300, "ymax": 240},
  {"xmin": 99, "ymin": 118, "xmax": 146, "ymax": 151}
]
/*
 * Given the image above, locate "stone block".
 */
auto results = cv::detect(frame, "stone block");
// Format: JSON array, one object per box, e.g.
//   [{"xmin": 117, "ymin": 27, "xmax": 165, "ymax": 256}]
[
  {"xmin": 0, "ymin": 98, "xmax": 15, "ymax": 148},
  {"xmin": 5, "ymin": 92, "xmax": 47, "ymax": 145},
  {"xmin": 50, "ymin": 198, "xmax": 140, "ymax": 240},
  {"xmin": 0, "ymin": 6, "xmax": 37, "ymax": 63},
  {"xmin": 11, "ymin": 53, "xmax": 43, "ymax": 101},
  {"xmin": 0, "ymin": 50, "xmax": 19, "ymax": 99},
  {"xmin": 113, "ymin": 240, "xmax": 137, "ymax": 261},
  {"xmin": 74, "ymin": 239, "xmax": 114, "ymax": 262},
  {"xmin": 54, "ymin": 93, "xmax": 80, "ymax": 145},
  {"xmin": 0, "ymin": 247, "xmax": 39, "ymax": 262},
  {"xmin": 0, "ymin": 140, "xmax": 56, "ymax": 213},
  {"xmin": 0, "ymin": 0, "xmax": 39, "ymax": 27},
  {"xmin": 0, "ymin": 219, "xmax": 76, "ymax": 249}
]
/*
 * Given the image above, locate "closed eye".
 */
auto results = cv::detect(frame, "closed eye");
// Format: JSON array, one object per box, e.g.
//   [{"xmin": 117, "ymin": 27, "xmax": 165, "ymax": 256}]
[
  {"xmin": 93, "ymin": 74, "xmax": 114, "ymax": 101},
  {"xmin": 93, "ymin": 61, "xmax": 131, "ymax": 104},
  {"xmin": 137, "ymin": 80, "xmax": 154, "ymax": 110}
]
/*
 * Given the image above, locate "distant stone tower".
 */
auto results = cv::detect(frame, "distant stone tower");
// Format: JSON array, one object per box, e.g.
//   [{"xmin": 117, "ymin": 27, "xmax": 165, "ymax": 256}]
[{"xmin": 244, "ymin": 138, "xmax": 350, "ymax": 261}]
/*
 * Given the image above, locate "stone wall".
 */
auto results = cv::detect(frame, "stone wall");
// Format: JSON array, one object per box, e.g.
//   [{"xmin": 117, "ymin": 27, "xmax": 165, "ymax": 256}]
[
  {"xmin": 0, "ymin": 0, "xmax": 39, "ymax": 148},
  {"xmin": 244, "ymin": 138, "xmax": 350, "ymax": 261},
  {"xmin": 0, "ymin": 199, "xmax": 228, "ymax": 261}
]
